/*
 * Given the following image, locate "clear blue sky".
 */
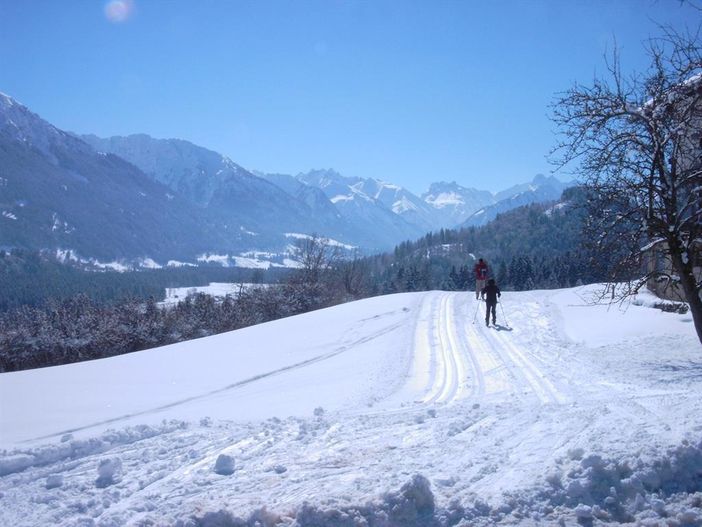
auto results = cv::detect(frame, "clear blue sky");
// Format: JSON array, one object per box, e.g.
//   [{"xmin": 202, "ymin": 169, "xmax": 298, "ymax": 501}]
[{"xmin": 0, "ymin": 0, "xmax": 698, "ymax": 193}]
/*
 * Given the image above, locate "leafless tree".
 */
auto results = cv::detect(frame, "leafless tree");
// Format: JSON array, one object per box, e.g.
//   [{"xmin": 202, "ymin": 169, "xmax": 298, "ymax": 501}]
[
  {"xmin": 291, "ymin": 234, "xmax": 342, "ymax": 285},
  {"xmin": 335, "ymin": 249, "xmax": 372, "ymax": 300},
  {"xmin": 551, "ymin": 26, "xmax": 702, "ymax": 345},
  {"xmin": 286, "ymin": 234, "xmax": 344, "ymax": 310}
]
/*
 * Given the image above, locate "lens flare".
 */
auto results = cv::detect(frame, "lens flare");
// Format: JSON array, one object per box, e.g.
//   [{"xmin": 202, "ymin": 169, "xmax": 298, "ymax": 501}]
[{"xmin": 104, "ymin": 0, "xmax": 134, "ymax": 23}]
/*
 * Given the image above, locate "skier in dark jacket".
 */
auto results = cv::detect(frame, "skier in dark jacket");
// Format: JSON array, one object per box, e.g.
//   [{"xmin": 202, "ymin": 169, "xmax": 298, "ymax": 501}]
[{"xmin": 480, "ymin": 278, "xmax": 501, "ymax": 327}]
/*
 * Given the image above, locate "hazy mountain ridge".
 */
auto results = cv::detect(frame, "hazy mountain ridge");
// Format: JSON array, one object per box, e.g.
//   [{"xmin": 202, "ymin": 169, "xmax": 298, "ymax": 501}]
[
  {"xmin": 0, "ymin": 93, "xmax": 233, "ymax": 261},
  {"xmin": 80, "ymin": 137, "xmax": 422, "ymax": 252},
  {"xmin": 422, "ymin": 181, "xmax": 496, "ymax": 226},
  {"xmin": 292, "ymin": 168, "xmax": 426, "ymax": 249},
  {"xmin": 79, "ymin": 134, "xmax": 323, "ymax": 240},
  {"xmin": 1, "ymin": 91, "xmax": 574, "ymax": 264},
  {"xmin": 0, "ymin": 93, "xmax": 92, "ymax": 161},
  {"xmin": 462, "ymin": 175, "xmax": 574, "ymax": 227}
]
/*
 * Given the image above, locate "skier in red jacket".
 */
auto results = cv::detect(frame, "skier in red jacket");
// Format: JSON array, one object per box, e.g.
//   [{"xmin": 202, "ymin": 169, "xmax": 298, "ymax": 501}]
[{"xmin": 474, "ymin": 258, "xmax": 488, "ymax": 300}]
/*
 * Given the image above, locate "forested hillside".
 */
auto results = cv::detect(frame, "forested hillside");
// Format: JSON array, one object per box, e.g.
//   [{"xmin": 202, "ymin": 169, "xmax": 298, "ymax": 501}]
[
  {"xmin": 359, "ymin": 187, "xmax": 607, "ymax": 294},
  {"xmin": 0, "ymin": 250, "xmax": 280, "ymax": 311}
]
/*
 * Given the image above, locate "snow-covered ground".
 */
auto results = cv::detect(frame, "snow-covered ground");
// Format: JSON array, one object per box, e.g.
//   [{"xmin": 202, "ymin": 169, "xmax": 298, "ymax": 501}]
[
  {"xmin": 1, "ymin": 285, "xmax": 701, "ymax": 526},
  {"xmin": 160, "ymin": 282, "xmax": 264, "ymax": 307}
]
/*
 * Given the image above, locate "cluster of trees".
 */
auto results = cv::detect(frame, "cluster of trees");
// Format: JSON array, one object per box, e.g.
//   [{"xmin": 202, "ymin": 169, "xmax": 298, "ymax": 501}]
[
  {"xmin": 449, "ymin": 254, "xmax": 590, "ymax": 292},
  {"xmin": 363, "ymin": 252, "xmax": 596, "ymax": 296},
  {"xmin": 0, "ymin": 249, "xmax": 281, "ymax": 312},
  {"xmin": 0, "ymin": 237, "xmax": 356, "ymax": 372},
  {"xmin": 0, "ymin": 289, "xmax": 294, "ymax": 372},
  {"xmin": 346, "ymin": 188, "xmax": 605, "ymax": 295}
]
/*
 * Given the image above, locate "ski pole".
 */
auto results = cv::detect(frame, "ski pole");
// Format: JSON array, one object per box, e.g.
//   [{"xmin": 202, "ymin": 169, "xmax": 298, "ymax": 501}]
[
  {"xmin": 472, "ymin": 296, "xmax": 481, "ymax": 324},
  {"xmin": 499, "ymin": 299, "xmax": 509, "ymax": 327}
]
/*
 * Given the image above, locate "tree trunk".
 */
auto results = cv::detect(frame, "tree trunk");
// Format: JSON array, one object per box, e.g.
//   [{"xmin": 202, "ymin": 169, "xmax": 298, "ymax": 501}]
[{"xmin": 670, "ymin": 250, "xmax": 702, "ymax": 346}]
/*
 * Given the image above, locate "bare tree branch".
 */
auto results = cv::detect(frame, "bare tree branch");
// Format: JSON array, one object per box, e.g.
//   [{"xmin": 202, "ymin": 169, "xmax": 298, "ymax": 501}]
[{"xmin": 551, "ymin": 27, "xmax": 702, "ymax": 345}]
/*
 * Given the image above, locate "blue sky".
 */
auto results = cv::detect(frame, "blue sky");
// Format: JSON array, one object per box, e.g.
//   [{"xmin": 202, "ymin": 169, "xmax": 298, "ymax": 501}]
[{"xmin": 0, "ymin": 0, "xmax": 697, "ymax": 193}]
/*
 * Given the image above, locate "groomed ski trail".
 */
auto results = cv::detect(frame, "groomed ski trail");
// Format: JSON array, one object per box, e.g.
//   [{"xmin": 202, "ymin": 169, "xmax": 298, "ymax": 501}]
[
  {"xmin": 468, "ymin": 298, "xmax": 568, "ymax": 405},
  {"xmin": 394, "ymin": 291, "xmax": 569, "ymax": 409}
]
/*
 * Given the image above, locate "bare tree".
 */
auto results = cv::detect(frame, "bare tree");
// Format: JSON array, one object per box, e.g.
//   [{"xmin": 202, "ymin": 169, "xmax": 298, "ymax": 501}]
[
  {"xmin": 551, "ymin": 27, "xmax": 702, "ymax": 344},
  {"xmin": 287, "ymin": 234, "xmax": 344, "ymax": 310},
  {"xmin": 291, "ymin": 234, "xmax": 342, "ymax": 285},
  {"xmin": 336, "ymin": 249, "xmax": 372, "ymax": 300}
]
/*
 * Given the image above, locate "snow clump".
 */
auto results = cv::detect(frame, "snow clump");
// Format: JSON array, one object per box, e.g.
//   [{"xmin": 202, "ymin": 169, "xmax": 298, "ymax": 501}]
[
  {"xmin": 45, "ymin": 474, "xmax": 64, "ymax": 489},
  {"xmin": 293, "ymin": 474, "xmax": 436, "ymax": 527},
  {"xmin": 214, "ymin": 453, "xmax": 236, "ymax": 475},
  {"xmin": 541, "ymin": 438, "xmax": 702, "ymax": 524},
  {"xmin": 95, "ymin": 457, "xmax": 122, "ymax": 488}
]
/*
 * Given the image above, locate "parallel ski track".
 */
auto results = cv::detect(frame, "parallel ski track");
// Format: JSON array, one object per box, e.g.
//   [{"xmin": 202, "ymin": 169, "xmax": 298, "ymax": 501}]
[
  {"xmin": 448, "ymin": 293, "xmax": 486, "ymax": 399},
  {"xmin": 423, "ymin": 292, "xmax": 476, "ymax": 404},
  {"xmin": 488, "ymin": 327, "xmax": 565, "ymax": 404},
  {"xmin": 370, "ymin": 291, "xmax": 568, "ymax": 410},
  {"xmin": 464, "ymin": 296, "xmax": 565, "ymax": 405}
]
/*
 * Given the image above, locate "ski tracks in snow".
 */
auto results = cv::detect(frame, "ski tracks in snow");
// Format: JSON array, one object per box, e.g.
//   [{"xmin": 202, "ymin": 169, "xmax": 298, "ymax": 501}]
[
  {"xmin": 420, "ymin": 293, "xmax": 475, "ymax": 404},
  {"xmin": 405, "ymin": 291, "xmax": 570, "ymax": 409},
  {"xmin": 4, "ymin": 289, "xmax": 701, "ymax": 526}
]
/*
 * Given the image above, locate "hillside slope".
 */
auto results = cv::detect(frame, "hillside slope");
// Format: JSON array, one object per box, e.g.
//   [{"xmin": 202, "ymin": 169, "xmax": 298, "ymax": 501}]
[{"xmin": 1, "ymin": 286, "xmax": 700, "ymax": 526}]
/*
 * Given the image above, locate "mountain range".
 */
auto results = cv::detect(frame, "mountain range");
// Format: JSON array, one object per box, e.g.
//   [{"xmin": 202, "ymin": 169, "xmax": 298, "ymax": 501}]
[{"xmin": 0, "ymin": 91, "xmax": 574, "ymax": 266}]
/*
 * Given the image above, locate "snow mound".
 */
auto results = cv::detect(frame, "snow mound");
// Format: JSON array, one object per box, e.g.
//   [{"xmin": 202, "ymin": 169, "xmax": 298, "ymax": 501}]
[
  {"xmin": 176, "ymin": 440, "xmax": 702, "ymax": 526},
  {"xmin": 541, "ymin": 438, "xmax": 702, "ymax": 524},
  {"xmin": 95, "ymin": 457, "xmax": 122, "ymax": 488},
  {"xmin": 214, "ymin": 454, "xmax": 236, "ymax": 476},
  {"xmin": 181, "ymin": 474, "xmax": 437, "ymax": 527}
]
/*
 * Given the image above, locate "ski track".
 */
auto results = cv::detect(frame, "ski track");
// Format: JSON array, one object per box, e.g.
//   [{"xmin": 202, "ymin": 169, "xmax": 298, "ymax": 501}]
[{"xmin": 414, "ymin": 291, "xmax": 568, "ymax": 408}]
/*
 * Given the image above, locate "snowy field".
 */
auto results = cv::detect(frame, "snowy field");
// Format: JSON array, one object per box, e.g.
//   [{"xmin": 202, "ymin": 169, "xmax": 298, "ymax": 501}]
[
  {"xmin": 160, "ymin": 282, "xmax": 264, "ymax": 307},
  {"xmin": 0, "ymin": 285, "xmax": 701, "ymax": 526}
]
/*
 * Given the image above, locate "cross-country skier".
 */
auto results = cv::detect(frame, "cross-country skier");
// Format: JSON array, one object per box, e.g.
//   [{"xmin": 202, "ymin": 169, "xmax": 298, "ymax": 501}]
[
  {"xmin": 481, "ymin": 278, "xmax": 501, "ymax": 327},
  {"xmin": 474, "ymin": 258, "xmax": 488, "ymax": 300}
]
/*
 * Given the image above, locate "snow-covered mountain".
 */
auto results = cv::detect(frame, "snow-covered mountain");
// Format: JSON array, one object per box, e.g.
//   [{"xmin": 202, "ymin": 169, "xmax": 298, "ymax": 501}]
[
  {"xmin": 254, "ymin": 171, "xmax": 350, "ymax": 242},
  {"xmin": 1, "ymin": 91, "xmax": 576, "ymax": 263},
  {"xmin": 494, "ymin": 173, "xmax": 571, "ymax": 202},
  {"xmin": 462, "ymin": 174, "xmax": 575, "ymax": 227},
  {"xmin": 289, "ymin": 171, "xmax": 574, "ymax": 238},
  {"xmin": 77, "ymin": 137, "xmax": 425, "ymax": 252},
  {"xmin": 1, "ymin": 285, "xmax": 699, "ymax": 525},
  {"xmin": 297, "ymin": 168, "xmax": 363, "ymax": 199},
  {"xmin": 0, "ymin": 93, "xmax": 92, "ymax": 161},
  {"xmin": 422, "ymin": 181, "xmax": 496, "ymax": 227},
  {"xmin": 79, "ymin": 134, "xmax": 326, "ymax": 243},
  {"xmin": 295, "ymin": 169, "xmax": 426, "ymax": 249},
  {"xmin": 0, "ymin": 92, "xmax": 229, "ymax": 261},
  {"xmin": 80, "ymin": 134, "xmax": 251, "ymax": 207},
  {"xmin": 358, "ymin": 178, "xmax": 444, "ymax": 233}
]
